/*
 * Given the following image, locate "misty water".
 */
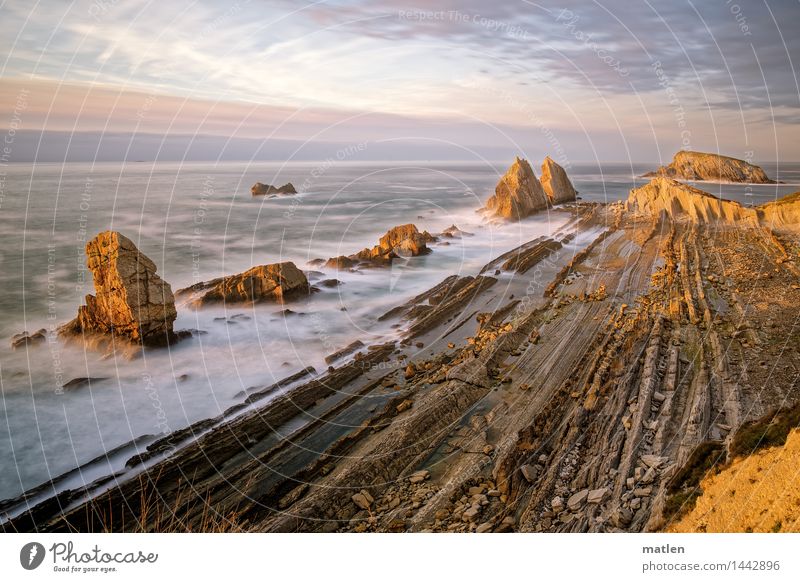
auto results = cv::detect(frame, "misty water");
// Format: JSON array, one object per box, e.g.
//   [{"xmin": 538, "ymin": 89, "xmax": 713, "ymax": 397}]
[{"xmin": 1, "ymin": 160, "xmax": 798, "ymax": 501}]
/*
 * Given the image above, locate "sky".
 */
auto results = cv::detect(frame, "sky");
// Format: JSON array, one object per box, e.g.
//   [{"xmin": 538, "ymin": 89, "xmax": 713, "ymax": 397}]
[{"xmin": 0, "ymin": 0, "xmax": 798, "ymax": 163}]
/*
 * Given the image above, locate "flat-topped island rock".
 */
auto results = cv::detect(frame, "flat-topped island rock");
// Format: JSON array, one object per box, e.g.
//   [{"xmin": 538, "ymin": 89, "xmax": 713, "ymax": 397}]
[
  {"xmin": 643, "ymin": 150, "xmax": 777, "ymax": 183},
  {"xmin": 251, "ymin": 182, "xmax": 297, "ymax": 196}
]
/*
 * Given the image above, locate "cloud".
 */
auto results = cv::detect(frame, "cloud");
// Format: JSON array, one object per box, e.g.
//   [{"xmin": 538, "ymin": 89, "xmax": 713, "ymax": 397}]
[{"xmin": 0, "ymin": 0, "xmax": 797, "ymax": 161}]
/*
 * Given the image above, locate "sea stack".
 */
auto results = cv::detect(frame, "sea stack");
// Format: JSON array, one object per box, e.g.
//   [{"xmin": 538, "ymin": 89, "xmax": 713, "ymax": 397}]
[
  {"xmin": 485, "ymin": 157, "xmax": 550, "ymax": 220},
  {"xmin": 179, "ymin": 261, "xmax": 310, "ymax": 305},
  {"xmin": 643, "ymin": 151, "xmax": 776, "ymax": 183},
  {"xmin": 540, "ymin": 156, "xmax": 577, "ymax": 204},
  {"xmin": 61, "ymin": 231, "xmax": 178, "ymax": 346}
]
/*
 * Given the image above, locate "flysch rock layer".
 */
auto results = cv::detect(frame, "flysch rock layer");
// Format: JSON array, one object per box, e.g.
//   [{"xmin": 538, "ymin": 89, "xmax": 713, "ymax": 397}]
[
  {"xmin": 625, "ymin": 177, "xmax": 758, "ymax": 224},
  {"xmin": 644, "ymin": 150, "xmax": 776, "ymax": 183},
  {"xmin": 60, "ymin": 231, "xmax": 177, "ymax": 346}
]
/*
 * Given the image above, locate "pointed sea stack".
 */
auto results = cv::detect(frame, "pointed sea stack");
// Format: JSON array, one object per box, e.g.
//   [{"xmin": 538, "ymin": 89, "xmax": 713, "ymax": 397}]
[
  {"xmin": 60, "ymin": 231, "xmax": 178, "ymax": 346},
  {"xmin": 485, "ymin": 157, "xmax": 550, "ymax": 220},
  {"xmin": 540, "ymin": 156, "xmax": 577, "ymax": 204}
]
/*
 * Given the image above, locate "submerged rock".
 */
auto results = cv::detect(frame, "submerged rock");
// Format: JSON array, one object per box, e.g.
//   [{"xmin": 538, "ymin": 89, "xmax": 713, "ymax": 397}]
[
  {"xmin": 182, "ymin": 261, "xmax": 310, "ymax": 306},
  {"xmin": 485, "ymin": 156, "xmax": 550, "ymax": 220},
  {"xmin": 60, "ymin": 231, "xmax": 178, "ymax": 346},
  {"xmin": 643, "ymin": 150, "xmax": 776, "ymax": 183},
  {"xmin": 11, "ymin": 328, "xmax": 47, "ymax": 350},
  {"xmin": 325, "ymin": 255, "xmax": 357, "ymax": 270},
  {"xmin": 439, "ymin": 224, "xmax": 473, "ymax": 238},
  {"xmin": 251, "ymin": 182, "xmax": 297, "ymax": 196},
  {"xmin": 540, "ymin": 156, "xmax": 577, "ymax": 204}
]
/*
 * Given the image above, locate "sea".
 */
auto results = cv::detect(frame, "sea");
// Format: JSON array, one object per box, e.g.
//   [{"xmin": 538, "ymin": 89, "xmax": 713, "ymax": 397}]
[{"xmin": 1, "ymin": 160, "xmax": 798, "ymax": 502}]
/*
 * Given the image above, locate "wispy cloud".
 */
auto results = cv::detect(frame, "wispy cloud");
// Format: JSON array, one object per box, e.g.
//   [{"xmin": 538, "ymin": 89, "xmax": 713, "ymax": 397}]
[{"xmin": 0, "ymin": 0, "xmax": 797, "ymax": 161}]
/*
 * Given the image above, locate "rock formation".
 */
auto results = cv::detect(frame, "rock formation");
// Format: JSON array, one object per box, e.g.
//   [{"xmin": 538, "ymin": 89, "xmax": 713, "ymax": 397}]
[
  {"xmin": 643, "ymin": 150, "xmax": 776, "ymax": 183},
  {"xmin": 11, "ymin": 329, "xmax": 47, "ymax": 350},
  {"xmin": 60, "ymin": 231, "xmax": 178, "ymax": 346},
  {"xmin": 179, "ymin": 262, "xmax": 310, "ymax": 306},
  {"xmin": 251, "ymin": 182, "xmax": 297, "ymax": 196},
  {"xmin": 758, "ymin": 191, "xmax": 800, "ymax": 229},
  {"xmin": 540, "ymin": 156, "xmax": 577, "ymax": 204},
  {"xmin": 353, "ymin": 224, "xmax": 435, "ymax": 263},
  {"xmin": 485, "ymin": 157, "xmax": 550, "ymax": 220},
  {"xmin": 625, "ymin": 177, "xmax": 758, "ymax": 224}
]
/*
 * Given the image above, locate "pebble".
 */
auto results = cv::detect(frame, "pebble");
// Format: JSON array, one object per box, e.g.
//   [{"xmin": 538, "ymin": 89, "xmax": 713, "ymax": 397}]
[
  {"xmin": 408, "ymin": 470, "xmax": 430, "ymax": 484},
  {"xmin": 551, "ymin": 496, "xmax": 564, "ymax": 512},
  {"xmin": 520, "ymin": 464, "xmax": 538, "ymax": 483},
  {"xmin": 633, "ymin": 487, "xmax": 652, "ymax": 497},
  {"xmin": 475, "ymin": 522, "xmax": 493, "ymax": 533},
  {"xmin": 587, "ymin": 487, "xmax": 609, "ymax": 504},
  {"xmin": 462, "ymin": 507, "xmax": 480, "ymax": 522},
  {"xmin": 352, "ymin": 493, "xmax": 371, "ymax": 510},
  {"xmin": 567, "ymin": 489, "xmax": 589, "ymax": 511}
]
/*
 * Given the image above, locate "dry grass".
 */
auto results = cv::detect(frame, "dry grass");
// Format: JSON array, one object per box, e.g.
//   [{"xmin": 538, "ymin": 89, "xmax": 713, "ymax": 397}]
[{"xmin": 667, "ymin": 429, "xmax": 800, "ymax": 533}]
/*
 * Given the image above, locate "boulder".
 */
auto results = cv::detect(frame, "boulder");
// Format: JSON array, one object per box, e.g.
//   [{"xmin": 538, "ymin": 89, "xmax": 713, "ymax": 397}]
[
  {"xmin": 540, "ymin": 156, "xmax": 577, "ymax": 204},
  {"xmin": 183, "ymin": 262, "xmax": 310, "ymax": 306},
  {"xmin": 60, "ymin": 231, "xmax": 178, "ymax": 346},
  {"xmin": 643, "ymin": 150, "xmax": 776, "ymax": 183},
  {"xmin": 251, "ymin": 182, "xmax": 297, "ymax": 195},
  {"xmin": 485, "ymin": 157, "xmax": 550, "ymax": 220}
]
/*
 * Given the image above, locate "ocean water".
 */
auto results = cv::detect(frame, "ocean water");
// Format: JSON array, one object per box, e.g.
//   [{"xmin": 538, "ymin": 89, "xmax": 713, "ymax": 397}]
[{"xmin": 0, "ymin": 160, "xmax": 798, "ymax": 501}]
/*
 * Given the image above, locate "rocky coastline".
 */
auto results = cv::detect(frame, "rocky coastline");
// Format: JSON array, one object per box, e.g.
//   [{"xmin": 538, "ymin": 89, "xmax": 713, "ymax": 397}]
[{"xmin": 3, "ymin": 161, "xmax": 800, "ymax": 534}]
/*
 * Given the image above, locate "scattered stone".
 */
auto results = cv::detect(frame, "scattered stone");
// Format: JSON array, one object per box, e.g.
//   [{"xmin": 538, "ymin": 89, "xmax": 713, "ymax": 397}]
[
  {"xmin": 551, "ymin": 497, "xmax": 564, "ymax": 512},
  {"xmin": 404, "ymin": 364, "xmax": 417, "ymax": 380},
  {"xmin": 408, "ymin": 470, "xmax": 429, "ymax": 484},
  {"xmin": 567, "ymin": 489, "xmax": 589, "ymax": 511},
  {"xmin": 475, "ymin": 522, "xmax": 493, "ymax": 533},
  {"xmin": 633, "ymin": 487, "xmax": 652, "ymax": 497},
  {"xmin": 396, "ymin": 399, "xmax": 413, "ymax": 413},
  {"xmin": 587, "ymin": 487, "xmax": 609, "ymax": 504},
  {"xmin": 352, "ymin": 492, "xmax": 371, "ymax": 510},
  {"xmin": 520, "ymin": 464, "xmax": 538, "ymax": 483},
  {"xmin": 462, "ymin": 507, "xmax": 480, "ymax": 522}
]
